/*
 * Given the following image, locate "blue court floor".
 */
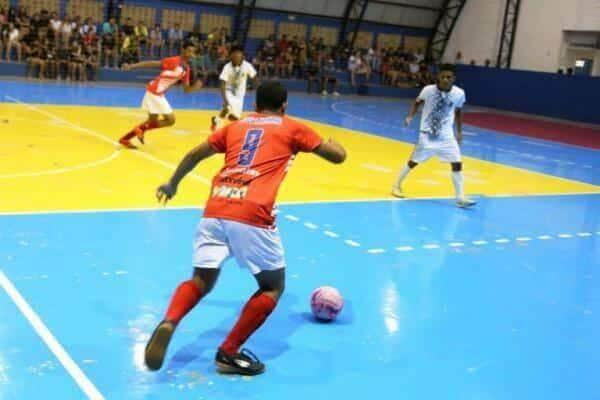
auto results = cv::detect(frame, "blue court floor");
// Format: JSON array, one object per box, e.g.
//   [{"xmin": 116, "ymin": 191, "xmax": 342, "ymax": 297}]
[{"xmin": 0, "ymin": 79, "xmax": 599, "ymax": 399}]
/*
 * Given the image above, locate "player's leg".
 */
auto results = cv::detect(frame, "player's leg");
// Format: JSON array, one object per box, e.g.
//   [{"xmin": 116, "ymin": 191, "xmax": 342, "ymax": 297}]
[
  {"xmin": 212, "ymin": 91, "xmax": 233, "ymax": 131},
  {"xmin": 392, "ymin": 142, "xmax": 430, "ymax": 197},
  {"xmin": 144, "ymin": 218, "xmax": 230, "ymax": 371},
  {"xmin": 439, "ymin": 140, "xmax": 476, "ymax": 208},
  {"xmin": 216, "ymin": 221, "xmax": 286, "ymax": 375}
]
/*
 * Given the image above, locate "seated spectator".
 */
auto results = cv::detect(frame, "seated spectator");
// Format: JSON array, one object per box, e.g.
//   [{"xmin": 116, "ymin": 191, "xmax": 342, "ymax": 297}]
[
  {"xmin": 203, "ymin": 46, "xmax": 220, "ymax": 87},
  {"xmin": 69, "ymin": 41, "xmax": 86, "ymax": 81},
  {"xmin": 168, "ymin": 23, "xmax": 183, "ymax": 55},
  {"xmin": 321, "ymin": 56, "xmax": 339, "ymax": 96},
  {"xmin": 44, "ymin": 42, "xmax": 58, "ymax": 78},
  {"xmin": 252, "ymin": 49, "xmax": 268, "ymax": 78},
  {"xmin": 84, "ymin": 44, "xmax": 98, "ymax": 80},
  {"xmin": 122, "ymin": 18, "xmax": 134, "ymax": 37},
  {"xmin": 5, "ymin": 22, "xmax": 21, "ymax": 61},
  {"xmin": 120, "ymin": 34, "xmax": 139, "ymax": 65},
  {"xmin": 56, "ymin": 43, "xmax": 70, "ymax": 79},
  {"xmin": 415, "ymin": 62, "xmax": 433, "ymax": 87},
  {"xmin": 149, "ymin": 24, "xmax": 163, "ymax": 57},
  {"xmin": 26, "ymin": 39, "xmax": 46, "ymax": 79},
  {"xmin": 20, "ymin": 26, "xmax": 36, "ymax": 61},
  {"xmin": 101, "ymin": 31, "xmax": 116, "ymax": 68},
  {"xmin": 354, "ymin": 54, "xmax": 371, "ymax": 85},
  {"xmin": 134, "ymin": 20, "xmax": 148, "ymax": 56},
  {"xmin": 60, "ymin": 16, "xmax": 74, "ymax": 45},
  {"xmin": 49, "ymin": 12, "xmax": 61, "ymax": 45},
  {"xmin": 305, "ymin": 58, "xmax": 320, "ymax": 94}
]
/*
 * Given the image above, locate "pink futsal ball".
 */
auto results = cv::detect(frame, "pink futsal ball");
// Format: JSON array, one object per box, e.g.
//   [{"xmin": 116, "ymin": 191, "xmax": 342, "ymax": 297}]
[{"xmin": 310, "ymin": 286, "xmax": 344, "ymax": 321}]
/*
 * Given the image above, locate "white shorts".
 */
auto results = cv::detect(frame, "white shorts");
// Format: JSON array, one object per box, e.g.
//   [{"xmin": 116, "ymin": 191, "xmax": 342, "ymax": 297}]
[
  {"xmin": 141, "ymin": 91, "xmax": 173, "ymax": 115},
  {"xmin": 411, "ymin": 135, "xmax": 462, "ymax": 163},
  {"xmin": 224, "ymin": 91, "xmax": 244, "ymax": 119},
  {"xmin": 192, "ymin": 217, "xmax": 285, "ymax": 275}
]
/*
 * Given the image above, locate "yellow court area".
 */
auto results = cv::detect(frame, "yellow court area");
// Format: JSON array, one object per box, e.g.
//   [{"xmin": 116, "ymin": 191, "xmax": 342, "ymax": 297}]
[{"xmin": 0, "ymin": 103, "xmax": 598, "ymax": 213}]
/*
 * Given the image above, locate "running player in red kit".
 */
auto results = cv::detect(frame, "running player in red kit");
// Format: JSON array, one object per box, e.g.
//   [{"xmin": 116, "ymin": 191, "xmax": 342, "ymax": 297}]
[
  {"xmin": 118, "ymin": 40, "xmax": 203, "ymax": 149},
  {"xmin": 144, "ymin": 81, "xmax": 346, "ymax": 375}
]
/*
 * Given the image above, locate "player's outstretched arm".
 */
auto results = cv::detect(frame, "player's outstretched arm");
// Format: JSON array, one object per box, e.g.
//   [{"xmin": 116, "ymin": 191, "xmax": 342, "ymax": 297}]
[
  {"xmin": 404, "ymin": 99, "xmax": 424, "ymax": 127},
  {"xmin": 156, "ymin": 141, "xmax": 217, "ymax": 204},
  {"xmin": 313, "ymin": 138, "xmax": 347, "ymax": 164},
  {"xmin": 122, "ymin": 60, "xmax": 163, "ymax": 71}
]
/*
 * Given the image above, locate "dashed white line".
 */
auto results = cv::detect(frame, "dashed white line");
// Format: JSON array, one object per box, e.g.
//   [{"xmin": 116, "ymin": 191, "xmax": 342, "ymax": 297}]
[
  {"xmin": 395, "ymin": 246, "xmax": 414, "ymax": 252},
  {"xmin": 323, "ymin": 231, "xmax": 340, "ymax": 238},
  {"xmin": 516, "ymin": 237, "xmax": 532, "ymax": 242},
  {"xmin": 472, "ymin": 240, "xmax": 488, "ymax": 245},
  {"xmin": 303, "ymin": 222, "xmax": 319, "ymax": 230},
  {"xmin": 284, "ymin": 215, "xmax": 300, "ymax": 222},
  {"xmin": 537, "ymin": 235, "xmax": 553, "ymax": 240},
  {"xmin": 448, "ymin": 242, "xmax": 465, "ymax": 248},
  {"xmin": 495, "ymin": 239, "xmax": 511, "ymax": 244},
  {"xmin": 344, "ymin": 240, "xmax": 361, "ymax": 247},
  {"xmin": 423, "ymin": 244, "xmax": 440, "ymax": 250},
  {"xmin": 361, "ymin": 163, "xmax": 393, "ymax": 173},
  {"xmin": 367, "ymin": 248, "xmax": 386, "ymax": 254},
  {"xmin": 577, "ymin": 232, "xmax": 592, "ymax": 237},
  {"xmin": 558, "ymin": 234, "xmax": 573, "ymax": 238}
]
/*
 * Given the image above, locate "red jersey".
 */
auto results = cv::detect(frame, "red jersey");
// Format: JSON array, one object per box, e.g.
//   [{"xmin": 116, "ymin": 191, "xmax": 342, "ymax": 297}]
[
  {"xmin": 204, "ymin": 113, "xmax": 323, "ymax": 228},
  {"xmin": 146, "ymin": 56, "xmax": 190, "ymax": 96}
]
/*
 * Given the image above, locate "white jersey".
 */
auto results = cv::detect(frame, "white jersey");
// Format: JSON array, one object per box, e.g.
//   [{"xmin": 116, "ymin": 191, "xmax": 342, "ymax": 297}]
[
  {"xmin": 417, "ymin": 84, "xmax": 465, "ymax": 142},
  {"xmin": 219, "ymin": 60, "xmax": 257, "ymax": 98}
]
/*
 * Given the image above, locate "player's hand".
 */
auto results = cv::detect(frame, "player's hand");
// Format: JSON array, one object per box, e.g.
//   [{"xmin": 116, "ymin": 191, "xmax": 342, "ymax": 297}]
[
  {"xmin": 156, "ymin": 183, "xmax": 177, "ymax": 205},
  {"xmin": 404, "ymin": 116, "xmax": 413, "ymax": 127},
  {"xmin": 122, "ymin": 63, "xmax": 131, "ymax": 71}
]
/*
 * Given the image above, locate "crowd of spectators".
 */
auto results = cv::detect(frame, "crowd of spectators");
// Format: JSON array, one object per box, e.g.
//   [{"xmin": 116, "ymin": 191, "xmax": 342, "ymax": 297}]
[{"xmin": 0, "ymin": 5, "xmax": 436, "ymax": 89}]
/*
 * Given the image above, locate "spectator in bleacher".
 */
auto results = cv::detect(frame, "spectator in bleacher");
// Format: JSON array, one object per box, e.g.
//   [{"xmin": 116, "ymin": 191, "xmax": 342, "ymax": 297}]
[
  {"xmin": 263, "ymin": 34, "xmax": 275, "ymax": 50},
  {"xmin": 69, "ymin": 41, "xmax": 85, "ymax": 81},
  {"xmin": 277, "ymin": 34, "xmax": 288, "ymax": 53},
  {"xmin": 187, "ymin": 26, "xmax": 201, "ymax": 46},
  {"xmin": 252, "ymin": 49, "xmax": 267, "ymax": 78},
  {"xmin": 218, "ymin": 27, "xmax": 230, "ymax": 45},
  {"xmin": 414, "ymin": 48, "xmax": 424, "ymax": 63},
  {"xmin": 135, "ymin": 20, "xmax": 148, "ymax": 56},
  {"xmin": 415, "ymin": 61, "xmax": 433, "ymax": 87},
  {"xmin": 44, "ymin": 41, "xmax": 57, "ymax": 79},
  {"xmin": 203, "ymin": 45, "xmax": 220, "ymax": 87},
  {"xmin": 149, "ymin": 24, "xmax": 163, "ymax": 58},
  {"xmin": 263, "ymin": 43, "xmax": 276, "ymax": 78},
  {"xmin": 122, "ymin": 17, "xmax": 134, "ymax": 37},
  {"xmin": 348, "ymin": 51, "xmax": 360, "ymax": 86},
  {"xmin": 49, "ymin": 12, "xmax": 61, "ymax": 45},
  {"xmin": 102, "ymin": 17, "xmax": 117, "ymax": 35},
  {"xmin": 0, "ymin": 7, "xmax": 7, "ymax": 25},
  {"xmin": 60, "ymin": 16, "xmax": 74, "ymax": 45},
  {"xmin": 80, "ymin": 17, "xmax": 96, "ymax": 37},
  {"xmin": 354, "ymin": 54, "xmax": 371, "ymax": 85},
  {"xmin": 5, "ymin": 22, "xmax": 21, "ymax": 61},
  {"xmin": 56, "ymin": 43, "xmax": 70, "ymax": 79},
  {"xmin": 275, "ymin": 47, "xmax": 291, "ymax": 78},
  {"xmin": 16, "ymin": 5, "xmax": 28, "ymax": 22},
  {"xmin": 120, "ymin": 34, "xmax": 139, "ymax": 65},
  {"xmin": 321, "ymin": 55, "xmax": 339, "ymax": 96},
  {"xmin": 101, "ymin": 30, "xmax": 116, "ymax": 68},
  {"xmin": 167, "ymin": 23, "xmax": 183, "ymax": 55},
  {"xmin": 26, "ymin": 39, "xmax": 45, "ymax": 79},
  {"xmin": 21, "ymin": 26, "xmax": 37, "ymax": 62},
  {"xmin": 305, "ymin": 57, "xmax": 320, "ymax": 94},
  {"xmin": 84, "ymin": 44, "xmax": 98, "ymax": 80}
]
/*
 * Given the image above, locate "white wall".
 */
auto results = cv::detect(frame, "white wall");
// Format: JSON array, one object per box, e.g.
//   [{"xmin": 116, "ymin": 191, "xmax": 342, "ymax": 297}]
[
  {"xmin": 442, "ymin": 0, "xmax": 506, "ymax": 65},
  {"xmin": 444, "ymin": 0, "xmax": 600, "ymax": 72}
]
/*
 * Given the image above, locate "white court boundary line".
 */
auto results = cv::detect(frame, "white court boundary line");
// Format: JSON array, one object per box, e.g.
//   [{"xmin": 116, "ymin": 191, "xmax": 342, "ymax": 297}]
[
  {"xmin": 0, "ymin": 150, "xmax": 121, "ymax": 179},
  {"xmin": 0, "ymin": 270, "xmax": 104, "ymax": 399},
  {"xmin": 4, "ymin": 95, "xmax": 211, "ymax": 185}
]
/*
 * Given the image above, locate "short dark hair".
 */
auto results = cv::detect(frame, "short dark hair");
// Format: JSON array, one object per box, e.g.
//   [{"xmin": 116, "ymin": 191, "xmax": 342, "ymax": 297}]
[
  {"xmin": 230, "ymin": 45, "xmax": 244, "ymax": 54},
  {"xmin": 439, "ymin": 63, "xmax": 456, "ymax": 74},
  {"xmin": 256, "ymin": 81, "xmax": 287, "ymax": 111},
  {"xmin": 182, "ymin": 40, "xmax": 195, "ymax": 50}
]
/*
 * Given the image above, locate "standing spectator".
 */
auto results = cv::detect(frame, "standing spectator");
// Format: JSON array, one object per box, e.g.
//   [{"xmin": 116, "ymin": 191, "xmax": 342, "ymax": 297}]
[
  {"xmin": 305, "ymin": 57, "xmax": 320, "ymax": 94},
  {"xmin": 168, "ymin": 23, "xmax": 183, "ymax": 55},
  {"xmin": 60, "ymin": 16, "xmax": 73, "ymax": 45},
  {"xmin": 56, "ymin": 43, "xmax": 70, "ymax": 79},
  {"xmin": 84, "ymin": 44, "xmax": 98, "ymax": 80},
  {"xmin": 348, "ymin": 51, "xmax": 360, "ymax": 86},
  {"xmin": 149, "ymin": 24, "xmax": 163, "ymax": 57},
  {"xmin": 101, "ymin": 31, "xmax": 116, "ymax": 68},
  {"xmin": 5, "ymin": 22, "xmax": 21, "ymax": 61},
  {"xmin": 49, "ymin": 12, "xmax": 61, "ymax": 45},
  {"xmin": 69, "ymin": 41, "xmax": 86, "ymax": 81},
  {"xmin": 45, "ymin": 42, "xmax": 58, "ymax": 78},
  {"xmin": 134, "ymin": 20, "xmax": 148, "ymax": 56},
  {"xmin": 122, "ymin": 17, "xmax": 134, "ymax": 36},
  {"xmin": 321, "ymin": 56, "xmax": 339, "ymax": 96},
  {"xmin": 203, "ymin": 45, "xmax": 220, "ymax": 87},
  {"xmin": 277, "ymin": 34, "xmax": 288, "ymax": 53}
]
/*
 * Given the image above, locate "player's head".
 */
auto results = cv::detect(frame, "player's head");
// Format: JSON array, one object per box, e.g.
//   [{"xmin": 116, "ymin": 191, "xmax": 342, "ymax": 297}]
[
  {"xmin": 230, "ymin": 45, "xmax": 244, "ymax": 66},
  {"xmin": 437, "ymin": 63, "xmax": 456, "ymax": 91},
  {"xmin": 256, "ymin": 81, "xmax": 288, "ymax": 114},
  {"xmin": 181, "ymin": 40, "xmax": 196, "ymax": 60}
]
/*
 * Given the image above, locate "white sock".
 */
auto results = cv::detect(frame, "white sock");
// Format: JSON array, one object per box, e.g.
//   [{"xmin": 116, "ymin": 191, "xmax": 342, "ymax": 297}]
[
  {"xmin": 393, "ymin": 166, "xmax": 412, "ymax": 189},
  {"xmin": 452, "ymin": 171, "xmax": 464, "ymax": 200}
]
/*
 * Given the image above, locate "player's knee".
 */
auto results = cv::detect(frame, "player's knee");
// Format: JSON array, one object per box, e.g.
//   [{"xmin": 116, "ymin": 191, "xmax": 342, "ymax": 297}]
[
  {"xmin": 165, "ymin": 115, "xmax": 176, "ymax": 126},
  {"xmin": 451, "ymin": 162, "xmax": 462, "ymax": 172},
  {"xmin": 408, "ymin": 160, "xmax": 418, "ymax": 169}
]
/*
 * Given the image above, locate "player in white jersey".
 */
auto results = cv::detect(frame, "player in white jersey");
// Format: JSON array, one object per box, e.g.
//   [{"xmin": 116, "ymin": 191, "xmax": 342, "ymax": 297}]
[
  {"xmin": 392, "ymin": 64, "xmax": 476, "ymax": 208},
  {"xmin": 211, "ymin": 46, "xmax": 258, "ymax": 131}
]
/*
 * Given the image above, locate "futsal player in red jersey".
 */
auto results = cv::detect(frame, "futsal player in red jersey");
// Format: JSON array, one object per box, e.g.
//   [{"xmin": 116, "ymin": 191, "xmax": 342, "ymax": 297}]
[
  {"xmin": 144, "ymin": 81, "xmax": 347, "ymax": 375},
  {"xmin": 119, "ymin": 40, "xmax": 203, "ymax": 149}
]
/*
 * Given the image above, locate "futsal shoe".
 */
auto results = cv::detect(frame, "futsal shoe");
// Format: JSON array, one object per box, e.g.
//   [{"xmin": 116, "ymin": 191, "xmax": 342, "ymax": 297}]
[
  {"xmin": 456, "ymin": 198, "xmax": 477, "ymax": 208},
  {"xmin": 144, "ymin": 320, "xmax": 175, "ymax": 371},
  {"xmin": 215, "ymin": 348, "xmax": 265, "ymax": 376},
  {"xmin": 391, "ymin": 187, "xmax": 404, "ymax": 198},
  {"xmin": 134, "ymin": 126, "xmax": 145, "ymax": 144},
  {"xmin": 119, "ymin": 138, "xmax": 137, "ymax": 149}
]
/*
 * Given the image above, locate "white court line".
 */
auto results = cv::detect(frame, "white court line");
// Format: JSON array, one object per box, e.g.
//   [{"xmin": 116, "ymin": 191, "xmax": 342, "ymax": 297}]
[
  {"xmin": 360, "ymin": 163, "xmax": 393, "ymax": 173},
  {"xmin": 0, "ymin": 151, "xmax": 121, "ymax": 179},
  {"xmin": 5, "ymin": 96, "xmax": 211, "ymax": 185},
  {"xmin": 0, "ymin": 271, "xmax": 104, "ymax": 400}
]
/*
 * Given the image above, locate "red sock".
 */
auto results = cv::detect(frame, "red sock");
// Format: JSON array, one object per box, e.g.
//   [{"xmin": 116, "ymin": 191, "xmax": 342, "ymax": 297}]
[
  {"xmin": 121, "ymin": 120, "xmax": 160, "ymax": 141},
  {"xmin": 220, "ymin": 293, "xmax": 277, "ymax": 355},
  {"xmin": 164, "ymin": 280, "xmax": 202, "ymax": 325}
]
